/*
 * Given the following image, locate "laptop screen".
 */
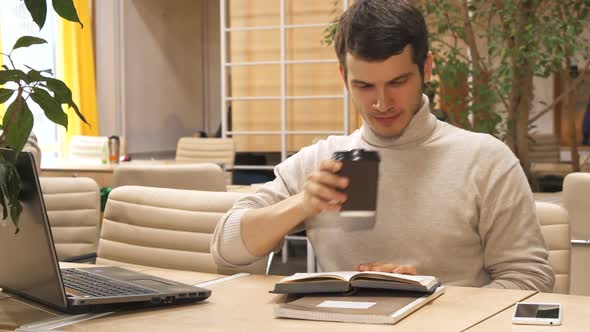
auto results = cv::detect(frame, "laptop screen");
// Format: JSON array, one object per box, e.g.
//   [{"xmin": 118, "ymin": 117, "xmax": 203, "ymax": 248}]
[{"xmin": 0, "ymin": 150, "xmax": 68, "ymax": 310}]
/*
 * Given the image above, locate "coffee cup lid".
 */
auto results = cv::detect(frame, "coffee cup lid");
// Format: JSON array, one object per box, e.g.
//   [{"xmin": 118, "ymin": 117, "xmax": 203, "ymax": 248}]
[{"xmin": 332, "ymin": 149, "xmax": 380, "ymax": 162}]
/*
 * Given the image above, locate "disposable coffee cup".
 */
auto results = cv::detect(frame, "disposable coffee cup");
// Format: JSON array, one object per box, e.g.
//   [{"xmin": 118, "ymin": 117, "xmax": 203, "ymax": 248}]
[{"xmin": 332, "ymin": 149, "xmax": 380, "ymax": 217}]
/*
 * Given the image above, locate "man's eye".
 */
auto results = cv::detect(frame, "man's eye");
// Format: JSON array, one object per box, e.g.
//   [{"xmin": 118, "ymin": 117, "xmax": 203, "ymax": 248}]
[
  {"xmin": 390, "ymin": 80, "xmax": 408, "ymax": 86},
  {"xmin": 358, "ymin": 85, "xmax": 372, "ymax": 89}
]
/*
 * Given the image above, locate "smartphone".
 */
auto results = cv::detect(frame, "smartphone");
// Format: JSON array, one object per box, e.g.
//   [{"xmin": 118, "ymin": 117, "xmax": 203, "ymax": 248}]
[{"xmin": 512, "ymin": 302, "xmax": 562, "ymax": 325}]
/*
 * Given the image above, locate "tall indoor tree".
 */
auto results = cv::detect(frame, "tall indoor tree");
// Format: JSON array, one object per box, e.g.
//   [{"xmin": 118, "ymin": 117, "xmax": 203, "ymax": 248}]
[
  {"xmin": 423, "ymin": 0, "xmax": 590, "ymax": 181},
  {"xmin": 323, "ymin": 0, "xmax": 590, "ymax": 183}
]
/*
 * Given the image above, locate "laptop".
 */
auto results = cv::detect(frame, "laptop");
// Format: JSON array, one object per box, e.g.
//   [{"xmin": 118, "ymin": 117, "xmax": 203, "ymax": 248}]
[{"xmin": 0, "ymin": 150, "xmax": 211, "ymax": 313}]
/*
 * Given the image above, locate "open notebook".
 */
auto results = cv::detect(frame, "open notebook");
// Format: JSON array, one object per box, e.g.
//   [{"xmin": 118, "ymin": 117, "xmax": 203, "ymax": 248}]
[{"xmin": 272, "ymin": 271, "xmax": 440, "ymax": 294}]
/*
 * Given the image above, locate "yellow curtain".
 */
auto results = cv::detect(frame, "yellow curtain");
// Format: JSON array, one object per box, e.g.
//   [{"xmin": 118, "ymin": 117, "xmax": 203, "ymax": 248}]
[{"xmin": 58, "ymin": 0, "xmax": 99, "ymax": 155}]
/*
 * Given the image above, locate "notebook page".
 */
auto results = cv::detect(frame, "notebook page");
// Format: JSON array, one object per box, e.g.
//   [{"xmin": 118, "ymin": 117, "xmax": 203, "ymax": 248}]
[{"xmin": 279, "ymin": 271, "xmax": 361, "ymax": 283}]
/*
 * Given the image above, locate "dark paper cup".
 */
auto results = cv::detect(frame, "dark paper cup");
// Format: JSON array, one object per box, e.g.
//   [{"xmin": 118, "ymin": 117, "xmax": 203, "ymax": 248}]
[{"xmin": 333, "ymin": 149, "xmax": 380, "ymax": 217}]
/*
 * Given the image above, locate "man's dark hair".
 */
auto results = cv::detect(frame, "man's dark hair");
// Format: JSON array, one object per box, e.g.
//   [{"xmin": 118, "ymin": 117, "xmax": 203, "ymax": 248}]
[{"xmin": 335, "ymin": 0, "xmax": 429, "ymax": 78}]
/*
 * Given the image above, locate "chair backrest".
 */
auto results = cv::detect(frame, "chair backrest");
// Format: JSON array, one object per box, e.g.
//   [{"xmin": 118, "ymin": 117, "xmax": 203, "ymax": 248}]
[
  {"xmin": 96, "ymin": 186, "xmax": 267, "ymax": 274},
  {"xmin": 176, "ymin": 137, "xmax": 235, "ymax": 168},
  {"xmin": 69, "ymin": 135, "xmax": 107, "ymax": 162},
  {"xmin": 529, "ymin": 134, "xmax": 560, "ymax": 163},
  {"xmin": 69, "ymin": 135, "xmax": 126, "ymax": 163},
  {"xmin": 563, "ymin": 172, "xmax": 590, "ymax": 295},
  {"xmin": 536, "ymin": 201, "xmax": 570, "ymax": 294},
  {"xmin": 24, "ymin": 134, "xmax": 42, "ymax": 171},
  {"xmin": 112, "ymin": 163, "xmax": 226, "ymax": 191},
  {"xmin": 39, "ymin": 177, "xmax": 101, "ymax": 261}
]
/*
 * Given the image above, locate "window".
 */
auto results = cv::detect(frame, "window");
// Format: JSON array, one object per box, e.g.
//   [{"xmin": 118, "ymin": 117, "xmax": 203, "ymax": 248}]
[{"xmin": 0, "ymin": 0, "xmax": 60, "ymax": 163}]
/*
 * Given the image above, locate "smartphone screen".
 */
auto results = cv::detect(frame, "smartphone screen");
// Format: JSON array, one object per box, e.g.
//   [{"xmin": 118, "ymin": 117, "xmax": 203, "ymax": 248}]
[{"xmin": 515, "ymin": 303, "xmax": 560, "ymax": 319}]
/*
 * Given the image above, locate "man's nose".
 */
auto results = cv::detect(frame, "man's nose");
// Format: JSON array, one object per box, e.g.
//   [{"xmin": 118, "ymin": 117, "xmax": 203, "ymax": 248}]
[{"xmin": 373, "ymin": 91, "xmax": 391, "ymax": 112}]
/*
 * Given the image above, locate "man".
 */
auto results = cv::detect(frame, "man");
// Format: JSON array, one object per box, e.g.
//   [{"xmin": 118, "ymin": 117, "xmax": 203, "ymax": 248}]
[{"xmin": 212, "ymin": 0, "xmax": 554, "ymax": 291}]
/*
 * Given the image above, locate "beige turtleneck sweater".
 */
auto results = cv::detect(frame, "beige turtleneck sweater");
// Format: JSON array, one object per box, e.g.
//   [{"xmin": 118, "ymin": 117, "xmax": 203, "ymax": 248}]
[{"xmin": 211, "ymin": 95, "xmax": 555, "ymax": 292}]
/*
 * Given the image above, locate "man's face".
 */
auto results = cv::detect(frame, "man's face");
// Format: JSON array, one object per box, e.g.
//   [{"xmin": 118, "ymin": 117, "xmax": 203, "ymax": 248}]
[{"xmin": 341, "ymin": 46, "xmax": 433, "ymax": 137}]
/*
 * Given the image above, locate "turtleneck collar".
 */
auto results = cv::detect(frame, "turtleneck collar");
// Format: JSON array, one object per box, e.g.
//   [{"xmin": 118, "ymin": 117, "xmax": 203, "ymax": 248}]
[{"xmin": 360, "ymin": 94, "xmax": 438, "ymax": 148}]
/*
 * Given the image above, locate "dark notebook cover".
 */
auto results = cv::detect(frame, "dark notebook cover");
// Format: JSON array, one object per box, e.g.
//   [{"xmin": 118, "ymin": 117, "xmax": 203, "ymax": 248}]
[{"xmin": 274, "ymin": 287, "xmax": 446, "ymax": 325}]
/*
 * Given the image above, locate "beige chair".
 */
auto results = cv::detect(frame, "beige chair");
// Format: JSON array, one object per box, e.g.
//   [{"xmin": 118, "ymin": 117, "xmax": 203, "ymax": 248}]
[
  {"xmin": 23, "ymin": 133, "xmax": 42, "ymax": 171},
  {"xmin": 69, "ymin": 135, "xmax": 126, "ymax": 163},
  {"xmin": 563, "ymin": 173, "xmax": 590, "ymax": 295},
  {"xmin": 536, "ymin": 201, "xmax": 570, "ymax": 294},
  {"xmin": 96, "ymin": 186, "xmax": 268, "ymax": 274},
  {"xmin": 112, "ymin": 163, "xmax": 226, "ymax": 191},
  {"xmin": 39, "ymin": 177, "xmax": 101, "ymax": 261},
  {"xmin": 176, "ymin": 137, "xmax": 235, "ymax": 169}
]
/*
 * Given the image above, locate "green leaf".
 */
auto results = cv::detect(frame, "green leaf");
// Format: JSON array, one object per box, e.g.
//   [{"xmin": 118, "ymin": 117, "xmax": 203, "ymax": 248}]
[
  {"xmin": 24, "ymin": 66, "xmax": 53, "ymax": 84},
  {"xmin": 9, "ymin": 202, "xmax": 23, "ymax": 233},
  {"xmin": 45, "ymin": 78, "xmax": 88, "ymax": 124},
  {"xmin": 27, "ymin": 69, "xmax": 44, "ymax": 82},
  {"xmin": 0, "ymin": 69, "xmax": 30, "ymax": 84},
  {"xmin": 52, "ymin": 0, "xmax": 83, "ymax": 28},
  {"xmin": 0, "ymin": 186, "xmax": 7, "ymax": 221},
  {"xmin": 12, "ymin": 36, "xmax": 47, "ymax": 52},
  {"xmin": 6, "ymin": 165, "xmax": 22, "ymax": 202},
  {"xmin": 0, "ymin": 154, "xmax": 22, "ymax": 231},
  {"xmin": 24, "ymin": 0, "xmax": 48, "ymax": 30},
  {"xmin": 25, "ymin": 65, "xmax": 53, "ymax": 76},
  {"xmin": 0, "ymin": 88, "xmax": 14, "ymax": 104},
  {"xmin": 44, "ymin": 78, "xmax": 72, "ymax": 103},
  {"xmin": 67, "ymin": 102, "xmax": 86, "ymax": 125},
  {"xmin": 30, "ymin": 87, "xmax": 68, "ymax": 129},
  {"xmin": 3, "ymin": 96, "xmax": 34, "ymax": 153},
  {"xmin": 6, "ymin": 165, "xmax": 23, "ymax": 233},
  {"xmin": 25, "ymin": 68, "xmax": 51, "ymax": 83},
  {"xmin": 0, "ymin": 163, "xmax": 7, "ymax": 185}
]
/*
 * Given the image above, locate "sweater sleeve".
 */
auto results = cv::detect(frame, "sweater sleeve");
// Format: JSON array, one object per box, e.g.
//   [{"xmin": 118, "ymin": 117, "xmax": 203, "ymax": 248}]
[
  {"xmin": 479, "ymin": 159, "xmax": 555, "ymax": 292},
  {"xmin": 211, "ymin": 151, "xmax": 310, "ymax": 267}
]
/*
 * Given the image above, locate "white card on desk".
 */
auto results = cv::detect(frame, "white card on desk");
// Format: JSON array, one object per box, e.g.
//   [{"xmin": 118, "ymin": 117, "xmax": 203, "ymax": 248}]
[{"xmin": 317, "ymin": 300, "xmax": 376, "ymax": 309}]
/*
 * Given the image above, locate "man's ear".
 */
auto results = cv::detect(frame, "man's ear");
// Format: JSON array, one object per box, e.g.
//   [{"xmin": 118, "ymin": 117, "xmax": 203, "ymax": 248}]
[
  {"xmin": 423, "ymin": 51, "xmax": 434, "ymax": 83},
  {"xmin": 339, "ymin": 65, "xmax": 349, "ymax": 90}
]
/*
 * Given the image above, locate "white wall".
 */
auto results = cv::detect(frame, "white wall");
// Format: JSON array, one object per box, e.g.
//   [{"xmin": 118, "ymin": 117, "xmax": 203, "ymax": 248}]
[
  {"xmin": 95, "ymin": 0, "xmax": 220, "ymax": 155},
  {"xmin": 95, "ymin": 0, "xmax": 121, "ymax": 137},
  {"xmin": 201, "ymin": 0, "xmax": 221, "ymax": 135},
  {"xmin": 530, "ymin": 76, "xmax": 554, "ymax": 134}
]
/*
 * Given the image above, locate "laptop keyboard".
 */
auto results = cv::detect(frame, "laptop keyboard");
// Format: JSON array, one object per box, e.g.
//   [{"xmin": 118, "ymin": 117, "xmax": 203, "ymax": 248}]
[{"xmin": 62, "ymin": 269, "xmax": 158, "ymax": 297}]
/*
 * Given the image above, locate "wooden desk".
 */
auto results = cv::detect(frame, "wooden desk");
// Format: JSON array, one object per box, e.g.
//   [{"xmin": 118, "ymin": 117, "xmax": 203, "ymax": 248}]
[
  {"xmin": 41, "ymin": 160, "xmax": 236, "ymax": 188},
  {"xmin": 41, "ymin": 163, "xmax": 116, "ymax": 187},
  {"xmin": 0, "ymin": 264, "xmax": 224, "ymax": 331},
  {"xmin": 467, "ymin": 292, "xmax": 590, "ymax": 331},
  {"xmin": 531, "ymin": 162, "xmax": 590, "ymax": 178},
  {"xmin": 0, "ymin": 296, "xmax": 60, "ymax": 331},
  {"xmin": 40, "ymin": 160, "xmax": 183, "ymax": 188},
  {"xmin": 58, "ymin": 274, "xmax": 535, "ymax": 332},
  {"xmin": 18, "ymin": 265, "xmax": 590, "ymax": 332},
  {"xmin": 137, "ymin": 268, "xmax": 225, "ymax": 286},
  {"xmin": 226, "ymin": 183, "xmax": 264, "ymax": 194},
  {"xmin": 533, "ymin": 192, "xmax": 563, "ymax": 205}
]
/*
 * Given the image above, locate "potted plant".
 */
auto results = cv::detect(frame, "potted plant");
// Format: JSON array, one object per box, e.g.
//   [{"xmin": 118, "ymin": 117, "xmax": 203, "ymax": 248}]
[{"xmin": 0, "ymin": 0, "xmax": 87, "ymax": 232}]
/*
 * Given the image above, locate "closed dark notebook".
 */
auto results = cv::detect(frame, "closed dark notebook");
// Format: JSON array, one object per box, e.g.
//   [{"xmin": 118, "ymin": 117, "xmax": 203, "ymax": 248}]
[{"xmin": 274, "ymin": 287, "xmax": 446, "ymax": 325}]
